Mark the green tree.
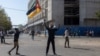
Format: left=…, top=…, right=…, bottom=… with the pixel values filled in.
left=0, top=6, right=12, bottom=30
left=96, top=10, right=100, bottom=19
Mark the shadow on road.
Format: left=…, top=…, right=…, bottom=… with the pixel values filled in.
left=8, top=54, right=27, bottom=56
left=47, top=54, right=62, bottom=56
left=18, top=55, right=26, bottom=56
left=4, top=43, right=13, bottom=45
left=72, top=47, right=91, bottom=51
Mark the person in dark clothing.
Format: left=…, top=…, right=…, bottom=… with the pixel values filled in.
left=0, top=30, right=5, bottom=44
left=8, top=28, right=20, bottom=55
left=31, top=29, right=35, bottom=40
left=44, top=20, right=58, bottom=56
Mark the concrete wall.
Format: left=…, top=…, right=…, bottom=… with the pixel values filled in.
left=84, top=19, right=100, bottom=27
left=47, top=0, right=52, bottom=21
left=52, top=0, right=64, bottom=27
left=80, top=0, right=100, bottom=25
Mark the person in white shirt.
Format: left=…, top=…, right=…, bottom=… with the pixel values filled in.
left=0, top=30, right=5, bottom=44
left=64, top=28, right=70, bottom=48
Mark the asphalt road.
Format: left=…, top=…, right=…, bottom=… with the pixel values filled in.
left=0, top=34, right=100, bottom=56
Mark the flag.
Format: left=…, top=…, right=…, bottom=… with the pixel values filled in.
left=27, top=0, right=41, bottom=19
left=36, top=0, right=41, bottom=13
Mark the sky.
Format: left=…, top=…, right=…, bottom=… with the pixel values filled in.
left=0, top=0, right=29, bottom=25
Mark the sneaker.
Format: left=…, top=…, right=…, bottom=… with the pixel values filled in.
left=64, top=46, right=67, bottom=48
left=54, top=54, right=58, bottom=56
left=54, top=53, right=57, bottom=55
left=16, top=53, right=20, bottom=55
left=8, top=51, right=11, bottom=55
left=68, top=46, right=71, bottom=48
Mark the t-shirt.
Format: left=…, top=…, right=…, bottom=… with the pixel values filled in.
left=0, top=31, right=4, bottom=36
left=64, top=30, right=69, bottom=37
left=14, top=30, right=20, bottom=41
left=45, top=24, right=58, bottom=39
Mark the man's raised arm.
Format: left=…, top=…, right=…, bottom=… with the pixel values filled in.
left=44, top=19, right=49, bottom=30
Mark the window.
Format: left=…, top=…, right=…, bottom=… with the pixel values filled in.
left=64, top=16, right=79, bottom=25
left=64, top=7, right=79, bottom=15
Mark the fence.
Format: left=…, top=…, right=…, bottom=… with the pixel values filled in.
left=56, top=26, right=100, bottom=37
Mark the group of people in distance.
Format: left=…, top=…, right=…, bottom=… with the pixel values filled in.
left=6, top=20, right=70, bottom=56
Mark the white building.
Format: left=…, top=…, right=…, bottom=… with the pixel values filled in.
left=26, top=0, right=100, bottom=31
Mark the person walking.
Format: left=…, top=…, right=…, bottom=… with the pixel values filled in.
left=64, top=28, right=70, bottom=48
left=31, top=29, right=35, bottom=40
left=0, top=30, right=5, bottom=44
left=8, top=28, right=20, bottom=55
left=44, top=20, right=58, bottom=56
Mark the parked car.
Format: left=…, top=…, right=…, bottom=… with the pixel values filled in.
left=7, top=30, right=15, bottom=36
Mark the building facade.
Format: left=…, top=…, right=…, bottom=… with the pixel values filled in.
left=80, top=0, right=100, bottom=26
left=26, top=0, right=100, bottom=31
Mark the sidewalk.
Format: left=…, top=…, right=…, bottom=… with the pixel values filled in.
left=0, top=34, right=100, bottom=56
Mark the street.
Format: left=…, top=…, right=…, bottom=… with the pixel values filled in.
left=0, top=34, right=100, bottom=56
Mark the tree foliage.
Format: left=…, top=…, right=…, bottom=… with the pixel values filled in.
left=96, top=10, right=100, bottom=19
left=0, top=6, right=12, bottom=30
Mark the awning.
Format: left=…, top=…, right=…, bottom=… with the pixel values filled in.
left=27, top=19, right=44, bottom=27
